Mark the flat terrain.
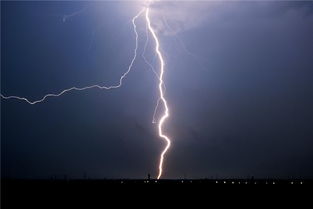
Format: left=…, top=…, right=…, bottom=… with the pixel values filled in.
left=2, top=178, right=310, bottom=207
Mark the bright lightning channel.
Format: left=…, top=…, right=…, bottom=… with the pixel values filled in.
left=145, top=8, right=171, bottom=179
left=1, top=5, right=172, bottom=180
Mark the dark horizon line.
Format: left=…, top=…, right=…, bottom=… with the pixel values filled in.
left=2, top=177, right=312, bottom=181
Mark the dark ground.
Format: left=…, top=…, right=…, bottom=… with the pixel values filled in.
left=1, top=178, right=310, bottom=207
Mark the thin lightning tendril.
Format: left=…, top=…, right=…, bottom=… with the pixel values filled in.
left=142, top=21, right=160, bottom=80
left=1, top=5, right=171, bottom=179
left=152, top=98, right=161, bottom=124
left=0, top=9, right=144, bottom=105
left=141, top=20, right=161, bottom=124
left=142, top=19, right=162, bottom=125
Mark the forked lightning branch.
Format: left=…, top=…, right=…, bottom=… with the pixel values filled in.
left=1, top=2, right=172, bottom=179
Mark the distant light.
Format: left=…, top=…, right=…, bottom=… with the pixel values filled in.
left=190, top=180, right=192, bottom=183
left=155, top=181, right=158, bottom=183
left=238, top=182, right=241, bottom=184
left=216, top=181, right=219, bottom=184
left=291, top=182, right=294, bottom=185
left=223, top=181, right=226, bottom=184
left=300, top=182, right=303, bottom=185
left=181, top=180, right=184, bottom=183
left=254, top=182, right=257, bottom=185
left=232, top=182, right=235, bottom=184
left=121, top=181, right=123, bottom=184
left=245, top=182, right=248, bottom=184
left=273, top=182, right=275, bottom=185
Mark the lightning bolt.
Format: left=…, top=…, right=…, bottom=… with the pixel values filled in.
left=145, top=8, right=171, bottom=179
left=1, top=4, right=172, bottom=179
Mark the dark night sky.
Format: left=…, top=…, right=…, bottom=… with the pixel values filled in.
left=1, top=1, right=313, bottom=179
